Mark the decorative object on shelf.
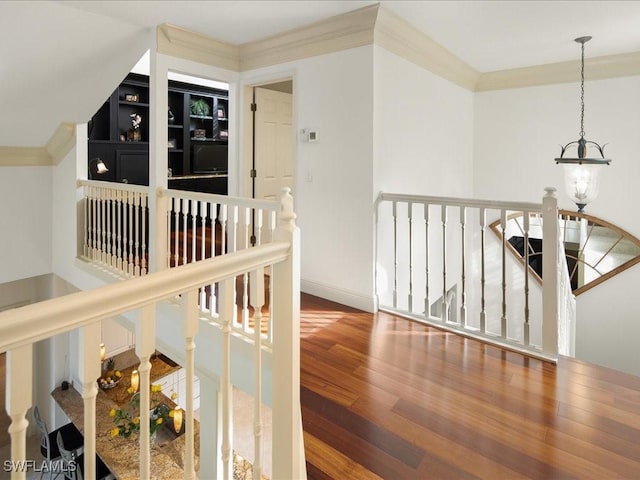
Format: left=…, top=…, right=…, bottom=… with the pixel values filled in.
left=168, top=106, right=175, bottom=124
left=217, top=106, right=226, bottom=118
left=193, top=128, right=206, bottom=140
left=98, top=357, right=122, bottom=390
left=190, top=98, right=211, bottom=117
left=219, top=129, right=228, bottom=139
left=125, top=93, right=139, bottom=102
left=109, top=384, right=170, bottom=439
left=555, top=36, right=611, bottom=213
left=127, top=113, right=142, bottom=141
left=168, top=138, right=177, bottom=149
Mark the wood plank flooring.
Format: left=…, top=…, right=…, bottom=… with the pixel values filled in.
left=299, top=293, right=640, bottom=479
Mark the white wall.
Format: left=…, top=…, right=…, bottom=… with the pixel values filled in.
left=474, top=75, right=640, bottom=373
left=373, top=46, right=474, bottom=198
left=373, top=46, right=475, bottom=313
left=240, top=46, right=376, bottom=311
left=474, top=75, right=640, bottom=236
left=0, top=167, right=53, bottom=283
left=576, top=264, right=640, bottom=376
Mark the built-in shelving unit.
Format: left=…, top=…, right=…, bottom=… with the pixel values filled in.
left=88, top=73, right=228, bottom=194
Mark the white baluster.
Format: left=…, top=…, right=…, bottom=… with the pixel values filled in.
left=424, top=203, right=430, bottom=318
left=219, top=203, right=228, bottom=258
left=209, top=203, right=218, bottom=314
left=500, top=209, right=508, bottom=338
left=182, top=199, right=188, bottom=267
left=242, top=207, right=251, bottom=330
left=136, top=304, right=155, bottom=480
left=92, top=186, right=98, bottom=260
left=141, top=193, right=147, bottom=275
left=407, top=202, right=413, bottom=313
left=392, top=200, right=398, bottom=309
left=460, top=206, right=467, bottom=327
left=479, top=207, right=487, bottom=333
left=250, top=267, right=265, bottom=480
left=5, top=343, right=32, bottom=480
left=84, top=185, right=91, bottom=258
left=181, top=289, right=199, bottom=480
left=218, top=277, right=234, bottom=480
left=166, top=198, right=172, bottom=269
left=79, top=322, right=101, bottom=480
left=100, top=187, right=107, bottom=264
left=116, top=190, right=123, bottom=272
left=542, top=187, right=559, bottom=358
left=523, top=211, right=531, bottom=346
left=134, top=192, right=141, bottom=276
left=191, top=199, right=197, bottom=264
left=200, top=201, right=207, bottom=308
left=109, top=189, right=118, bottom=268
left=173, top=197, right=179, bottom=268
left=441, top=204, right=448, bottom=323
left=105, top=188, right=112, bottom=266
left=128, top=192, right=134, bottom=275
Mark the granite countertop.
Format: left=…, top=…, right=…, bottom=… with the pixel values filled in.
left=51, top=356, right=198, bottom=480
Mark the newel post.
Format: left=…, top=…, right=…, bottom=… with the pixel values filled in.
left=271, top=188, right=306, bottom=480
left=542, top=187, right=559, bottom=359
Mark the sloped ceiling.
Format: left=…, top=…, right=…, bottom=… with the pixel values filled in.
left=2, top=0, right=640, bottom=149
left=0, top=1, right=151, bottom=147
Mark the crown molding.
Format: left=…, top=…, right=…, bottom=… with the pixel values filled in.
left=46, top=122, right=75, bottom=165
left=374, top=7, right=479, bottom=91
left=238, top=4, right=378, bottom=71
left=475, top=51, right=640, bottom=92
left=157, top=23, right=240, bottom=71
left=0, top=147, right=51, bottom=166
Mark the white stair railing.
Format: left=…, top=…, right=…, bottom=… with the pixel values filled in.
left=162, top=189, right=279, bottom=346
left=1, top=188, right=305, bottom=480
left=78, top=180, right=150, bottom=276
left=376, top=188, right=561, bottom=361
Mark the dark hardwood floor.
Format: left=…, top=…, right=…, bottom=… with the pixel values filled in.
left=299, top=293, right=640, bottom=479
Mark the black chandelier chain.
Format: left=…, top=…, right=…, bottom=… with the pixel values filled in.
left=579, top=39, right=585, bottom=139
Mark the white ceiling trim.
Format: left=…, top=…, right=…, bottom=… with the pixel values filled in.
left=46, top=123, right=76, bottom=165
left=239, top=4, right=377, bottom=71
left=157, top=23, right=241, bottom=72
left=374, top=7, right=479, bottom=91
left=0, top=147, right=51, bottom=167
left=476, top=50, right=640, bottom=92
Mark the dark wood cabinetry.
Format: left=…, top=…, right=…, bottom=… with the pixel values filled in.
left=88, top=73, right=228, bottom=193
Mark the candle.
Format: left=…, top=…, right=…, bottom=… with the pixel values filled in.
left=173, top=406, right=183, bottom=434
left=130, top=369, right=139, bottom=392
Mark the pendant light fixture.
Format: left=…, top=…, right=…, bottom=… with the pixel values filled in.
left=555, top=36, right=611, bottom=213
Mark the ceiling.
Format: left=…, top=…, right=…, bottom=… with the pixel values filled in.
left=62, top=0, right=640, bottom=72
left=2, top=1, right=640, bottom=147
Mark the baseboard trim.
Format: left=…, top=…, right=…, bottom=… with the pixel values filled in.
left=300, top=279, right=375, bottom=313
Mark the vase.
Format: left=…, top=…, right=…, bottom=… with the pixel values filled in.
left=127, top=129, right=141, bottom=142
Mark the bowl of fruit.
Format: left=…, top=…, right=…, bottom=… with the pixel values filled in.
left=98, top=358, right=123, bottom=390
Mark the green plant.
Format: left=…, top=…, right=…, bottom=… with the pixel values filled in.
left=110, top=384, right=170, bottom=438
left=190, top=98, right=211, bottom=117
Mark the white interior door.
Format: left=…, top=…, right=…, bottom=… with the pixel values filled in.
left=254, top=87, right=293, bottom=200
